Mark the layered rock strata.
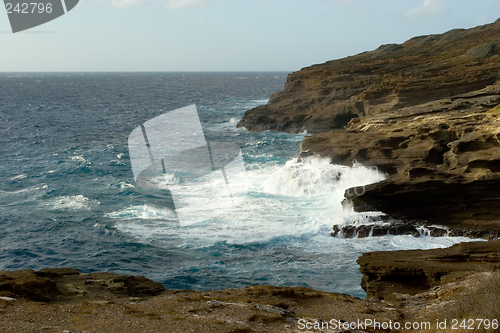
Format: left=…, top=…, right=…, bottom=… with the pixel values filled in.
left=332, top=221, right=500, bottom=240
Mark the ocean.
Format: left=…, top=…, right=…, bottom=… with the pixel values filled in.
left=0, top=72, right=472, bottom=298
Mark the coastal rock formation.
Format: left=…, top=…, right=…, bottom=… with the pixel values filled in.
left=238, top=19, right=500, bottom=233
left=394, top=271, right=500, bottom=326
left=307, top=87, right=500, bottom=232
left=332, top=220, right=500, bottom=239
left=357, top=240, right=500, bottom=300
left=301, top=86, right=500, bottom=175
left=330, top=213, right=424, bottom=238
left=332, top=221, right=421, bottom=238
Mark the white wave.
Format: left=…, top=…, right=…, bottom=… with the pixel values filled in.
left=105, top=205, right=177, bottom=220
left=119, top=181, right=135, bottom=189
left=261, top=157, right=385, bottom=198
left=0, top=184, right=49, bottom=206
left=0, top=185, right=46, bottom=195
left=108, top=156, right=474, bottom=256
left=298, top=130, right=311, bottom=136
left=71, top=156, right=86, bottom=163
left=109, top=157, right=385, bottom=245
left=43, top=195, right=99, bottom=210
left=10, top=174, right=27, bottom=181
left=341, top=211, right=388, bottom=226
left=251, top=98, right=269, bottom=104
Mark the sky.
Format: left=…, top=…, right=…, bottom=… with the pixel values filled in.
left=1, top=0, right=500, bottom=71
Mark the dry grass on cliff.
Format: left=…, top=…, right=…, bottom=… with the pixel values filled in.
left=418, top=272, right=500, bottom=333
left=487, top=104, right=500, bottom=117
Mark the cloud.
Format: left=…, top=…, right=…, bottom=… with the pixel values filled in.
left=110, top=0, right=147, bottom=7
left=163, top=0, right=210, bottom=10
left=404, top=0, right=448, bottom=21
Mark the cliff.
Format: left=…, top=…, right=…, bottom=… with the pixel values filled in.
left=238, top=19, right=500, bottom=234
left=238, top=20, right=500, bottom=135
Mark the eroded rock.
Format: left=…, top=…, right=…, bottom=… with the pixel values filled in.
left=331, top=222, right=421, bottom=238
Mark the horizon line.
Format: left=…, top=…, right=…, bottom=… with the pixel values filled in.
left=0, top=70, right=293, bottom=73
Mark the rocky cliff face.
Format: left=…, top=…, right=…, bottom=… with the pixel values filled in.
left=238, top=20, right=500, bottom=134
left=238, top=19, right=500, bottom=234
left=0, top=268, right=165, bottom=302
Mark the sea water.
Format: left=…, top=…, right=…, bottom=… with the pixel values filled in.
left=0, top=72, right=473, bottom=298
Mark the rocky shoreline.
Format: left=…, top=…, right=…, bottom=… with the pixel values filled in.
left=239, top=19, right=500, bottom=240
left=4, top=20, right=500, bottom=333
left=1, top=243, right=499, bottom=333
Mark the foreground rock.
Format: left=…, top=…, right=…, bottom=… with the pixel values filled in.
left=0, top=269, right=401, bottom=333
left=1, top=263, right=499, bottom=332
left=358, top=240, right=500, bottom=300
left=394, top=271, right=500, bottom=327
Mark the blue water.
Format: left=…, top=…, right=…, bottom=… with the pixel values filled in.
left=0, top=72, right=473, bottom=298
